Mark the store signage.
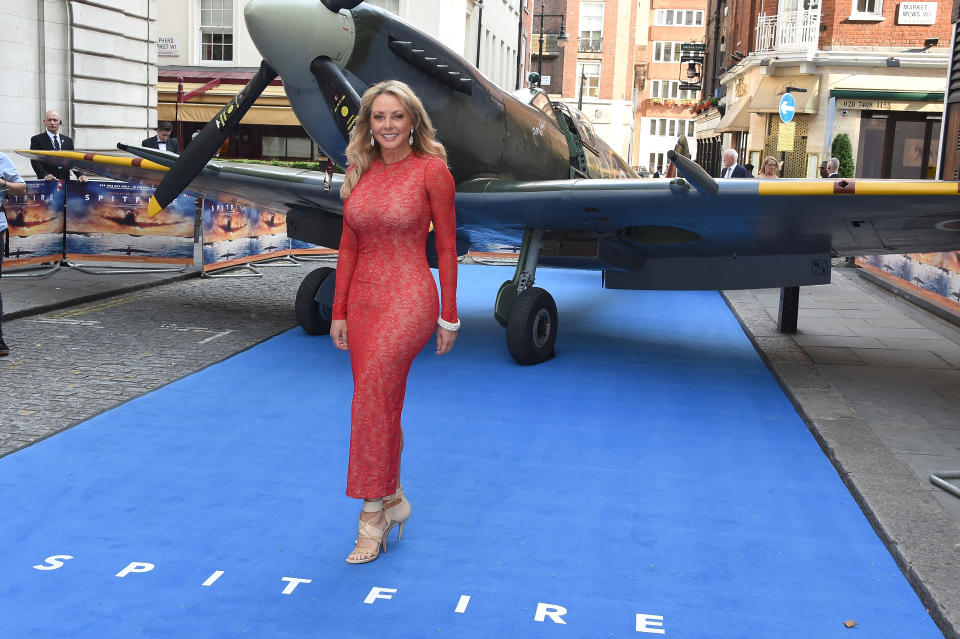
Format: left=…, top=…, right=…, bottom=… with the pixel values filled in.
left=680, top=42, right=706, bottom=52
left=540, top=75, right=551, bottom=86
left=679, top=82, right=702, bottom=91
left=837, top=98, right=893, bottom=110
left=157, top=35, right=179, bottom=56
left=897, top=2, right=936, bottom=24
left=680, top=55, right=704, bottom=63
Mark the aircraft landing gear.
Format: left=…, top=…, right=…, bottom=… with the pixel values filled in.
left=494, top=229, right=558, bottom=365
left=295, top=267, right=337, bottom=335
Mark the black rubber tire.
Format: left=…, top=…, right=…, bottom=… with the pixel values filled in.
left=295, top=267, right=336, bottom=335
left=506, top=287, right=558, bottom=365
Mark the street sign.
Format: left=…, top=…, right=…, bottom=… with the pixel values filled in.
left=779, top=92, right=796, bottom=123
left=777, top=120, right=796, bottom=151
left=680, top=55, right=704, bottom=63
left=678, top=82, right=702, bottom=91
left=680, top=42, right=706, bottom=52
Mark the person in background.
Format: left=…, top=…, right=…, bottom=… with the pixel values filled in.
left=0, top=152, right=28, bottom=356
left=758, top=156, right=780, bottom=179
left=720, top=149, right=747, bottom=178
left=29, top=110, right=87, bottom=182
left=744, top=163, right=755, bottom=178
left=826, top=157, right=840, bottom=178
left=142, top=121, right=181, bottom=154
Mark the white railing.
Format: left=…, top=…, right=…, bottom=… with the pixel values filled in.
left=755, top=9, right=820, bottom=54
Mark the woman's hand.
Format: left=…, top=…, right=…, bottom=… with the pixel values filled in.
left=436, top=326, right=458, bottom=355
left=330, top=319, right=349, bottom=351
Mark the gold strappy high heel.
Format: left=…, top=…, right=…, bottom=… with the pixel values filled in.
left=383, top=486, right=411, bottom=543
left=346, top=509, right=388, bottom=564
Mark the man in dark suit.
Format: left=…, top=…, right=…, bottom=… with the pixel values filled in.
left=142, top=122, right=180, bottom=154
left=720, top=148, right=748, bottom=178
left=826, top=157, right=840, bottom=178
left=29, top=110, right=87, bottom=182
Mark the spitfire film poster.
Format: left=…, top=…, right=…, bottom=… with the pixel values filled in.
left=4, top=180, right=65, bottom=267
left=860, top=253, right=960, bottom=308
left=201, top=198, right=289, bottom=271
left=65, top=182, right=195, bottom=263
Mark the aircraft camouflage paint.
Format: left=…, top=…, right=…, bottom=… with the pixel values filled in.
left=20, top=0, right=960, bottom=365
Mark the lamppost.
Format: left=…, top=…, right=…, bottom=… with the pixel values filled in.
left=535, top=1, right=568, bottom=87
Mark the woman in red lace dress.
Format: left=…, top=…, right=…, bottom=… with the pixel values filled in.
left=330, top=80, right=459, bottom=564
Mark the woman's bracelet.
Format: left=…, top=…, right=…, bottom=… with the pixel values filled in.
left=438, top=317, right=461, bottom=332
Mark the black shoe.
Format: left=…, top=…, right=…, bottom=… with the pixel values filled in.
left=0, top=338, right=8, bottom=357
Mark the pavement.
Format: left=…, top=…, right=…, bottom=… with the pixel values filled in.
left=2, top=256, right=959, bottom=637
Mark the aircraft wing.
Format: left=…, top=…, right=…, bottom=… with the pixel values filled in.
left=454, top=176, right=960, bottom=260
left=19, top=148, right=960, bottom=272
left=18, top=148, right=344, bottom=217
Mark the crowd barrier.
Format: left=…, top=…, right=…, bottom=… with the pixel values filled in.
left=3, top=180, right=333, bottom=277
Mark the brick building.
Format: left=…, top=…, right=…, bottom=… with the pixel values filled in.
left=635, top=0, right=710, bottom=173
left=695, top=0, right=951, bottom=177
left=531, top=0, right=640, bottom=161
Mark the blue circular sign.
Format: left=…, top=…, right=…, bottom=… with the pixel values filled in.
left=779, top=93, right=796, bottom=124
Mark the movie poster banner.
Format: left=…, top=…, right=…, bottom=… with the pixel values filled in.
left=4, top=180, right=65, bottom=268
left=290, top=236, right=337, bottom=257
left=65, top=181, right=195, bottom=263
left=858, top=252, right=960, bottom=309
left=201, top=198, right=290, bottom=271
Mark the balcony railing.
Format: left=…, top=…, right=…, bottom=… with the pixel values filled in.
left=579, top=37, right=602, bottom=53
left=755, top=9, right=820, bottom=54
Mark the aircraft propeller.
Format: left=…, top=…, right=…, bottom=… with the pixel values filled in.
left=147, top=61, right=278, bottom=217
left=320, top=0, right=363, bottom=10
left=147, top=0, right=366, bottom=217
left=310, top=56, right=362, bottom=148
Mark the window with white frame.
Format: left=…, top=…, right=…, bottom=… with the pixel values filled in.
left=579, top=2, right=604, bottom=53
left=200, top=0, right=233, bottom=62
left=652, top=41, right=684, bottom=63
left=648, top=117, right=695, bottom=137
left=649, top=80, right=697, bottom=100
left=654, top=9, right=704, bottom=26
left=850, top=0, right=882, bottom=18
left=577, top=62, right=601, bottom=98
left=366, top=0, right=400, bottom=13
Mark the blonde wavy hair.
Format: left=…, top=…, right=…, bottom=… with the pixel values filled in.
left=340, top=80, right=447, bottom=200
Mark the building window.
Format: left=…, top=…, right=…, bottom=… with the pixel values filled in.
left=649, top=80, right=696, bottom=100
left=652, top=41, right=684, bottom=63
left=654, top=10, right=704, bottom=26
left=367, top=0, right=400, bottom=13
left=200, top=0, right=233, bottom=62
left=850, top=0, right=882, bottom=18
left=647, top=117, right=695, bottom=137
left=579, top=2, right=604, bottom=53
left=577, top=62, right=601, bottom=99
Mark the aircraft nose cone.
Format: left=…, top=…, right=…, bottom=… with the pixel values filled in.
left=245, top=0, right=355, bottom=89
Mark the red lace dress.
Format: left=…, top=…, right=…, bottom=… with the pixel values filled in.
left=332, top=152, right=458, bottom=498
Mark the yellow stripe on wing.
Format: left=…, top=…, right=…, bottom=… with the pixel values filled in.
left=757, top=180, right=960, bottom=196
left=21, top=150, right=170, bottom=173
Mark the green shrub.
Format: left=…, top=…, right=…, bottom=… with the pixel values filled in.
left=831, top=133, right=855, bottom=178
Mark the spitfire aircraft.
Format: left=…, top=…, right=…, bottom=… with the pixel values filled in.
left=21, top=0, right=960, bottom=365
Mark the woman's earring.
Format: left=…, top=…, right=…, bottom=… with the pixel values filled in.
left=370, top=130, right=375, bottom=147
left=409, top=129, right=414, bottom=145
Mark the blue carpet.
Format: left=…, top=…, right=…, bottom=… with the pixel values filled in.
left=0, top=266, right=941, bottom=638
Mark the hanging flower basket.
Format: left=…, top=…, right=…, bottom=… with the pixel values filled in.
left=689, top=97, right=719, bottom=114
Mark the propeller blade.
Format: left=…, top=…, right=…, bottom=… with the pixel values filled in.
left=310, top=56, right=362, bottom=148
left=147, top=61, right=277, bottom=217
left=321, top=0, right=364, bottom=11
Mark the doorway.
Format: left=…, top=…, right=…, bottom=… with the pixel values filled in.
left=856, top=111, right=941, bottom=179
